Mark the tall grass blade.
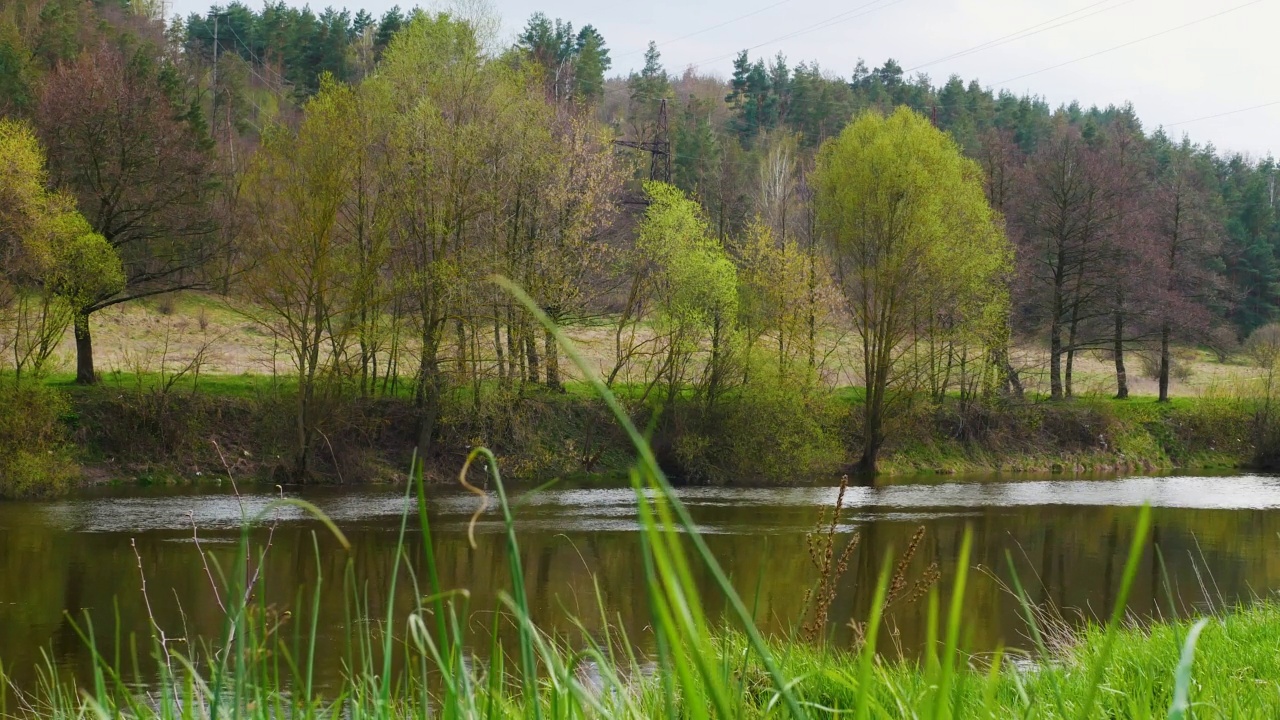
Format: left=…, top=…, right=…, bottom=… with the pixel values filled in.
left=496, top=274, right=809, bottom=719
left=1166, top=617, right=1209, bottom=720
left=1074, top=503, right=1152, bottom=720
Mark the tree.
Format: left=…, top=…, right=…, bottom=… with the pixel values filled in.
left=633, top=182, right=738, bottom=410
left=814, top=108, right=1010, bottom=474
left=0, top=18, right=34, bottom=114
left=242, top=77, right=358, bottom=480
left=515, top=12, right=574, bottom=102
left=572, top=24, right=609, bottom=104
left=376, top=12, right=527, bottom=459
left=1151, top=146, right=1223, bottom=402
left=1014, top=123, right=1116, bottom=399
left=0, top=118, right=123, bottom=382
left=522, top=114, right=626, bottom=390
left=37, top=40, right=215, bottom=383
left=1095, top=112, right=1156, bottom=400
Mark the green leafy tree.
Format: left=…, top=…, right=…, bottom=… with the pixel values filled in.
left=815, top=108, right=1010, bottom=474
left=0, top=18, right=34, bottom=113
left=634, top=181, right=739, bottom=410
left=242, top=77, right=359, bottom=480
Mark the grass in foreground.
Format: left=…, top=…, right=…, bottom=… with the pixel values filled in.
left=0, top=280, right=1271, bottom=718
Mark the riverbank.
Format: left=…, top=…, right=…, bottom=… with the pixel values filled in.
left=0, top=371, right=1264, bottom=497
left=732, top=600, right=1280, bottom=717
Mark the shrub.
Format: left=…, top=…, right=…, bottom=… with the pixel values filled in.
left=666, top=362, right=844, bottom=484
left=1138, top=349, right=1196, bottom=382
left=0, top=382, right=77, bottom=497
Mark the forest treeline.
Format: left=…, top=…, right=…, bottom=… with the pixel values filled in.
left=2, top=0, right=1280, bottom=486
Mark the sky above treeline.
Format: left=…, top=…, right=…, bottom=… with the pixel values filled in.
left=167, top=0, right=1280, bottom=159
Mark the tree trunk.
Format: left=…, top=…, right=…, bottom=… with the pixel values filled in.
left=857, top=373, right=885, bottom=478
left=1065, top=312, right=1080, bottom=399
left=294, top=389, right=310, bottom=481
left=74, top=310, right=96, bottom=385
left=1113, top=311, right=1128, bottom=399
left=525, top=328, right=540, bottom=385
left=807, top=246, right=817, bottom=371
left=1158, top=320, right=1171, bottom=402
left=416, top=335, right=441, bottom=461
left=1005, top=358, right=1025, bottom=399
left=707, top=313, right=724, bottom=411
left=455, top=319, right=467, bottom=385
left=544, top=327, right=561, bottom=391
left=494, top=314, right=506, bottom=386
left=506, top=306, right=520, bottom=384
left=856, top=427, right=882, bottom=479
left=1049, top=318, right=1063, bottom=400
left=1065, top=348, right=1075, bottom=399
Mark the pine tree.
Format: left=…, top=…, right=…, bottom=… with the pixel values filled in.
left=572, top=25, right=610, bottom=104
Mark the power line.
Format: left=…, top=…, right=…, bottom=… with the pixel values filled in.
left=1167, top=99, right=1280, bottom=127
left=905, top=0, right=1137, bottom=73
left=992, top=0, right=1268, bottom=87
left=687, top=0, right=906, bottom=70
left=614, top=0, right=793, bottom=59
left=221, top=21, right=290, bottom=90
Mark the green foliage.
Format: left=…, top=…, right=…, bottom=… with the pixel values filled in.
left=0, top=18, right=32, bottom=113
left=513, top=12, right=612, bottom=103
left=639, top=182, right=739, bottom=340
left=815, top=107, right=1011, bottom=471
left=572, top=24, right=610, bottom=103
left=0, top=118, right=124, bottom=379
left=672, top=357, right=842, bottom=484
left=41, top=200, right=125, bottom=310
left=0, top=382, right=76, bottom=498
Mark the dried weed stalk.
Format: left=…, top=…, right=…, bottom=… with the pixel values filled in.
left=801, top=475, right=859, bottom=642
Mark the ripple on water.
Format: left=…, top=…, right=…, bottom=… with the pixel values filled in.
left=29, top=474, right=1280, bottom=534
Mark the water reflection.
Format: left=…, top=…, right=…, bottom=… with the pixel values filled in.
left=2, top=473, right=1278, bottom=689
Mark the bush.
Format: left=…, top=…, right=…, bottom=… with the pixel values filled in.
left=0, top=383, right=77, bottom=497
left=665, top=363, right=844, bottom=485
left=1137, top=349, right=1196, bottom=382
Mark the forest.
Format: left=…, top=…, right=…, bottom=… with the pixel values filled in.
left=2, top=0, right=1280, bottom=490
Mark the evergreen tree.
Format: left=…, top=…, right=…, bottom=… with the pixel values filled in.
left=572, top=25, right=609, bottom=104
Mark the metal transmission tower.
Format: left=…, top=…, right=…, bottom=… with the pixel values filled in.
left=615, top=97, right=672, bottom=185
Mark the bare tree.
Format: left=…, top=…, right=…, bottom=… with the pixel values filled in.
left=37, top=40, right=216, bottom=383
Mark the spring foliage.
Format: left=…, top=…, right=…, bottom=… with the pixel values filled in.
left=815, top=108, right=1011, bottom=472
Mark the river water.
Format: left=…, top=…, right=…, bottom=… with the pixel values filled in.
left=2, top=472, right=1279, bottom=689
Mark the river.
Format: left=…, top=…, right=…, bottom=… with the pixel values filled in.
left=2, top=472, right=1278, bottom=689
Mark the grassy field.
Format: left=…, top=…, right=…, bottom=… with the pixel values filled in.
left=36, top=292, right=1263, bottom=400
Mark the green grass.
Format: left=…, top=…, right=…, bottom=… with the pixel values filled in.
left=46, top=370, right=278, bottom=399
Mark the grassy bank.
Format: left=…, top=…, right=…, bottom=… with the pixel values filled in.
left=723, top=600, right=1280, bottom=718
left=0, top=367, right=1266, bottom=497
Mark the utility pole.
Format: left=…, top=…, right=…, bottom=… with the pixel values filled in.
left=615, top=97, right=672, bottom=189
left=212, top=13, right=219, bottom=127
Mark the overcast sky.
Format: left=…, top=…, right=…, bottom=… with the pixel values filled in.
left=171, top=0, right=1280, bottom=158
